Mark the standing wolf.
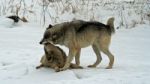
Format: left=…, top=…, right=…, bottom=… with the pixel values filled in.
left=40, top=17, right=115, bottom=71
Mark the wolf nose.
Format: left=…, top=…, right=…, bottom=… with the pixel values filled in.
left=39, top=39, right=44, bottom=44
left=39, top=40, right=43, bottom=44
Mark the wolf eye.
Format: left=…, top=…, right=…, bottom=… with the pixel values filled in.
left=44, top=34, right=49, bottom=39
left=52, top=34, right=57, bottom=39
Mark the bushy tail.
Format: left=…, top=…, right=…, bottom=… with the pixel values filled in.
left=107, top=17, right=115, bottom=35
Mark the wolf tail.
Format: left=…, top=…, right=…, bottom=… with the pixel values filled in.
left=107, top=17, right=115, bottom=35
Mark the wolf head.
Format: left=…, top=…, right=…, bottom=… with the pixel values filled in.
left=40, top=24, right=64, bottom=45
left=44, top=43, right=54, bottom=61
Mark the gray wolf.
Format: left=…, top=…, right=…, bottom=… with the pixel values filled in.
left=36, top=43, right=82, bottom=72
left=40, top=17, right=115, bottom=71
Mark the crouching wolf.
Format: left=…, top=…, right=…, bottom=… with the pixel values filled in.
left=36, top=43, right=82, bottom=72
left=40, top=17, right=115, bottom=71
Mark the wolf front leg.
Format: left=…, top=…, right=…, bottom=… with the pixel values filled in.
left=59, top=27, right=78, bottom=71
left=36, top=64, right=44, bottom=69
left=59, top=47, right=78, bottom=71
left=75, top=48, right=81, bottom=66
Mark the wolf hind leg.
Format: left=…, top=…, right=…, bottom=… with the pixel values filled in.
left=88, top=44, right=102, bottom=68
left=101, top=48, right=114, bottom=69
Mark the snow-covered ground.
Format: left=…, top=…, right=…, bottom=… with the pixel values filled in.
left=0, top=0, right=149, bottom=83
left=0, top=19, right=150, bottom=84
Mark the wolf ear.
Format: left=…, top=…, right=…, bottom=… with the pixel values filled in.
left=46, top=24, right=53, bottom=30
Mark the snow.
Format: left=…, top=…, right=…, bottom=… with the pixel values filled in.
left=0, top=17, right=16, bottom=28
left=0, top=0, right=150, bottom=83
left=0, top=18, right=150, bottom=84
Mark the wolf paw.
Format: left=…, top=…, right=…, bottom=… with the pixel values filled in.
left=78, top=66, right=83, bottom=69
left=55, top=67, right=67, bottom=72
left=105, top=66, right=112, bottom=69
left=87, top=65, right=96, bottom=68
left=55, top=68, right=61, bottom=72
left=36, top=66, right=42, bottom=69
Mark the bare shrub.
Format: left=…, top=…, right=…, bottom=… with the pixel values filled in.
left=0, top=0, right=149, bottom=27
